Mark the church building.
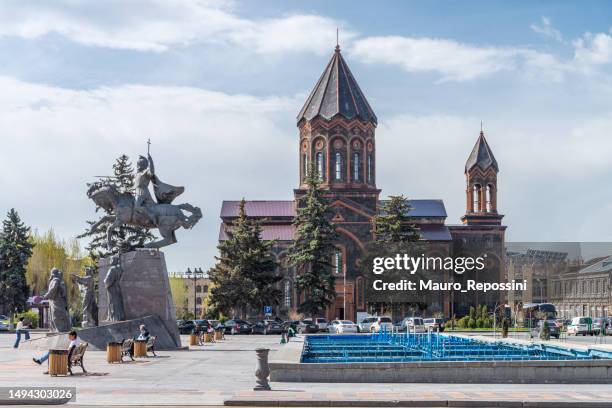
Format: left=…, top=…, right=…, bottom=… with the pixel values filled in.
left=218, top=46, right=507, bottom=321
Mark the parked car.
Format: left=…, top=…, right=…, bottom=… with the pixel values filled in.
left=423, top=318, right=445, bottom=332
left=531, top=320, right=560, bottom=339
left=567, top=317, right=594, bottom=336
left=296, top=319, right=319, bottom=334
left=370, top=316, right=394, bottom=333
left=314, top=317, right=328, bottom=332
left=252, top=320, right=284, bottom=335
left=358, top=317, right=377, bottom=333
left=0, top=315, right=10, bottom=331
left=400, top=317, right=426, bottom=333
left=177, top=319, right=196, bottom=334
left=327, top=320, right=358, bottom=334
left=592, top=317, right=608, bottom=335
left=223, top=319, right=253, bottom=335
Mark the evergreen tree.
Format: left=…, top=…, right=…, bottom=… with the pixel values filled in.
left=81, top=154, right=153, bottom=259
left=373, top=195, right=420, bottom=243
left=287, top=167, right=338, bottom=317
left=0, top=209, right=34, bottom=316
left=208, top=199, right=280, bottom=318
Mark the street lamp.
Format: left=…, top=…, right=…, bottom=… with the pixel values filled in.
left=185, top=267, right=204, bottom=318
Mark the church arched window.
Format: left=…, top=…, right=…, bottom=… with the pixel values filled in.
left=303, top=154, right=308, bottom=179
left=353, top=152, right=360, bottom=181
left=472, top=184, right=481, bottom=212
left=316, top=152, right=324, bottom=181
left=367, top=154, right=373, bottom=183
left=335, top=152, right=343, bottom=180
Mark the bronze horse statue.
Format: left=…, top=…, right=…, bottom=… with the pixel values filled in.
left=83, top=182, right=201, bottom=249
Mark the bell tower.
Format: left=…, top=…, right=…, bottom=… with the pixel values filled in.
left=295, top=45, right=379, bottom=209
left=461, top=129, right=503, bottom=225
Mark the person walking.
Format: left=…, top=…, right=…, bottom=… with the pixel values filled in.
left=14, top=317, right=31, bottom=348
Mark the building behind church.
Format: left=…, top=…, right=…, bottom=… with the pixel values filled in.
left=218, top=45, right=507, bottom=321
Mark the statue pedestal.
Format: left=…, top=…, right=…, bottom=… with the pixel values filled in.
left=98, top=249, right=180, bottom=347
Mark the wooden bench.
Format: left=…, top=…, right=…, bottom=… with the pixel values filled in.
left=146, top=336, right=157, bottom=357
left=121, top=339, right=135, bottom=362
left=68, top=342, right=88, bottom=375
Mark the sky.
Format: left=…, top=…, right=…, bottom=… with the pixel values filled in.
left=1, top=0, right=612, bottom=272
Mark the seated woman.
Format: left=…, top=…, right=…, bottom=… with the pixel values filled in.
left=135, top=324, right=150, bottom=341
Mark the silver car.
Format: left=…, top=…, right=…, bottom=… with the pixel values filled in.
left=358, top=317, right=377, bottom=333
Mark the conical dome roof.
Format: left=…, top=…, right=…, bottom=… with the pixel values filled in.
left=465, top=131, right=499, bottom=172
left=297, top=46, right=377, bottom=125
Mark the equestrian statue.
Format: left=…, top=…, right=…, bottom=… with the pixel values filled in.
left=82, top=142, right=201, bottom=249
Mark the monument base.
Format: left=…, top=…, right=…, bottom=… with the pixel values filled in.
left=22, top=315, right=181, bottom=351
left=98, top=249, right=181, bottom=347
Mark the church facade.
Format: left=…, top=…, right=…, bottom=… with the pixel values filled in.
left=218, top=46, right=507, bottom=321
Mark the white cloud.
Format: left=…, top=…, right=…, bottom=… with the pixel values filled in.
left=573, top=31, right=612, bottom=67
left=350, top=36, right=559, bottom=82
left=0, top=76, right=300, bottom=271
left=531, top=17, right=563, bottom=42
left=0, top=0, right=351, bottom=54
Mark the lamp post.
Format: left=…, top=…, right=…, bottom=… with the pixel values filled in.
left=185, top=267, right=203, bottom=318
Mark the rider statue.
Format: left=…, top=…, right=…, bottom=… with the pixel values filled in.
left=134, top=154, right=157, bottom=224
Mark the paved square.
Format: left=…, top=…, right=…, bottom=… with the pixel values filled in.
left=1, top=332, right=611, bottom=407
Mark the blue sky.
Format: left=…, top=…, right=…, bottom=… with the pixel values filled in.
left=1, top=1, right=612, bottom=272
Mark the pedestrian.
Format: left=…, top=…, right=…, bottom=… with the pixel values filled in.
left=14, top=317, right=31, bottom=348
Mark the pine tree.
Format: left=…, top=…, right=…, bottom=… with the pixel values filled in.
left=0, top=209, right=34, bottom=316
left=81, top=154, right=153, bottom=259
left=208, top=199, right=281, bottom=318
left=287, top=167, right=338, bottom=317
left=373, top=195, right=420, bottom=243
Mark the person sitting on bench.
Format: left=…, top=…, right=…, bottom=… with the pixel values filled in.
left=135, top=324, right=150, bottom=341
left=33, top=331, right=78, bottom=373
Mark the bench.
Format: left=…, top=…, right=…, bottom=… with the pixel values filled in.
left=146, top=336, right=157, bottom=357
left=121, top=339, right=135, bottom=361
left=68, top=342, right=88, bottom=375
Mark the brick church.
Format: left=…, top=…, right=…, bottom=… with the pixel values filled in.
left=218, top=46, right=507, bottom=321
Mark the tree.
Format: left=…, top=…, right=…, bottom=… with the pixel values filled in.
left=0, top=209, right=34, bottom=316
left=169, top=275, right=188, bottom=319
left=208, top=199, right=281, bottom=318
left=287, top=168, right=338, bottom=317
left=26, top=229, right=90, bottom=321
left=373, top=195, right=420, bottom=243
left=81, top=154, right=153, bottom=259
left=364, top=195, right=422, bottom=316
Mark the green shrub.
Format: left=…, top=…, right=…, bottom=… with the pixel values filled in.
left=457, top=316, right=470, bottom=328
left=468, top=318, right=477, bottom=329
left=469, top=306, right=476, bottom=320
left=16, top=311, right=39, bottom=329
left=476, top=317, right=484, bottom=328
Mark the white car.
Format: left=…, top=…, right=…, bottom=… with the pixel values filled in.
left=358, top=317, right=377, bottom=333
left=370, top=316, right=394, bottom=333
left=401, top=317, right=426, bottom=333
left=328, top=320, right=358, bottom=334
left=567, top=317, right=594, bottom=336
left=314, top=317, right=328, bottom=332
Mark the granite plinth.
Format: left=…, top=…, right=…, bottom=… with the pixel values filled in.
left=98, top=249, right=180, bottom=347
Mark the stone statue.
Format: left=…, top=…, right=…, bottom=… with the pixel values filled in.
left=71, top=267, right=98, bottom=328
left=104, top=255, right=125, bottom=322
left=82, top=142, right=202, bottom=249
left=44, top=268, right=71, bottom=332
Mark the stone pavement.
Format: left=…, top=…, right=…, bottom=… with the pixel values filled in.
left=0, top=333, right=611, bottom=407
